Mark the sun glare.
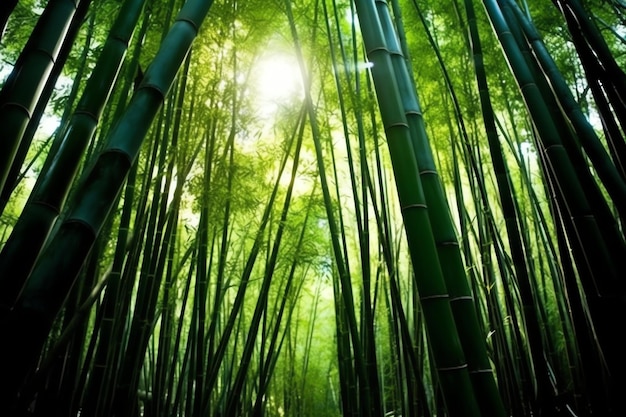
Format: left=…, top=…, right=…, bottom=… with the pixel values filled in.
left=254, top=52, right=303, bottom=111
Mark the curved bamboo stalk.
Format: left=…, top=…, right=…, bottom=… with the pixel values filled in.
left=398, top=2, right=513, bottom=416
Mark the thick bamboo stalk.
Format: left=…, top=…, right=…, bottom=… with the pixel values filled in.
left=0, top=1, right=215, bottom=411
left=353, top=1, right=483, bottom=415
left=0, top=0, right=84, bottom=194
left=0, top=0, right=147, bottom=314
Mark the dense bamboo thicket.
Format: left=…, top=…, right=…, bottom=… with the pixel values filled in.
left=0, top=0, right=625, bottom=416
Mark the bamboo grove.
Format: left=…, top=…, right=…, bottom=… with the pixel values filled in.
left=0, top=0, right=625, bottom=416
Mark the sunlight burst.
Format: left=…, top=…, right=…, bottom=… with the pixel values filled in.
left=254, top=52, right=303, bottom=110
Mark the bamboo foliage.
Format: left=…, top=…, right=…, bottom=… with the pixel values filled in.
left=2, top=0, right=626, bottom=416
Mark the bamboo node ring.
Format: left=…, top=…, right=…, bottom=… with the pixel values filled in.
left=437, top=364, right=468, bottom=372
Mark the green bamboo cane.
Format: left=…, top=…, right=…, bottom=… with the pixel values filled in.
left=555, top=0, right=626, bottom=182
left=383, top=281, right=408, bottom=416
left=152, top=91, right=202, bottom=417
left=385, top=257, right=435, bottom=417
left=483, top=0, right=623, bottom=274
left=20, top=265, right=113, bottom=414
left=495, top=93, right=564, bottom=411
left=577, top=36, right=626, bottom=180
left=196, top=39, right=245, bottom=415
left=168, top=256, right=197, bottom=417
left=298, top=281, right=323, bottom=416
left=144, top=79, right=202, bottom=417
left=450, top=127, right=524, bottom=411
left=353, top=11, right=432, bottom=413
left=222, top=104, right=305, bottom=417
left=113, top=57, right=193, bottom=414
left=141, top=51, right=189, bottom=416
left=352, top=1, right=484, bottom=415
left=218, top=293, right=247, bottom=415
left=80, top=163, right=141, bottom=417
left=327, top=2, right=387, bottom=411
left=327, top=136, right=376, bottom=415
left=0, top=0, right=215, bottom=408
left=481, top=210, right=535, bottom=412
left=323, top=24, right=372, bottom=404
left=284, top=2, right=375, bottom=415
left=0, top=1, right=92, bottom=214
left=498, top=93, right=610, bottom=415
left=498, top=2, right=626, bottom=411
left=44, top=238, right=110, bottom=416
left=330, top=266, right=359, bottom=417
left=201, top=121, right=231, bottom=415
left=251, top=190, right=317, bottom=417
left=197, top=133, right=233, bottom=414
left=454, top=60, right=539, bottom=409
left=61, top=234, right=113, bottom=416
left=542, top=133, right=619, bottom=410
left=190, top=106, right=217, bottom=417
left=482, top=0, right=626, bottom=381
left=459, top=0, right=570, bottom=412
left=463, top=0, right=537, bottom=305
left=324, top=103, right=382, bottom=415
left=323, top=111, right=367, bottom=408
left=10, top=248, right=100, bottom=416
left=499, top=0, right=626, bottom=270
left=199, top=113, right=305, bottom=415
left=420, top=6, right=532, bottom=415
left=162, top=243, right=197, bottom=417
left=549, top=190, right=611, bottom=415
left=525, top=195, right=582, bottom=406
left=377, top=1, right=509, bottom=416
left=89, top=110, right=164, bottom=417
left=504, top=0, right=626, bottom=217
left=0, top=0, right=86, bottom=195
left=148, top=214, right=181, bottom=417
left=0, top=0, right=147, bottom=314
left=554, top=0, right=626, bottom=108
left=199, top=37, right=246, bottom=376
